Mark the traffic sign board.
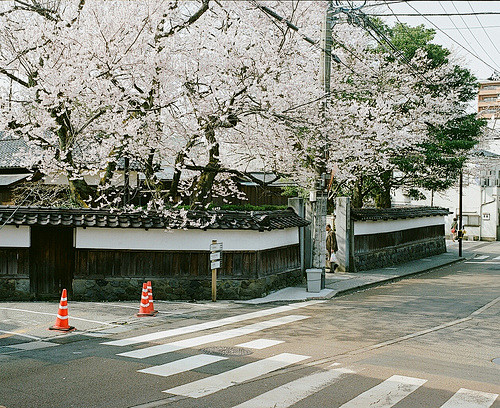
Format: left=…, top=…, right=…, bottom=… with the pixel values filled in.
left=210, top=252, right=221, bottom=261
left=211, top=260, right=221, bottom=269
left=210, top=243, right=223, bottom=252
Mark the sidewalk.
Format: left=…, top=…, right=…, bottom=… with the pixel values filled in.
left=239, top=240, right=484, bottom=304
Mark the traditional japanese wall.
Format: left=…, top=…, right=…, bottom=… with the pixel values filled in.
left=72, top=244, right=302, bottom=301
left=0, top=207, right=307, bottom=301
left=336, top=198, right=449, bottom=272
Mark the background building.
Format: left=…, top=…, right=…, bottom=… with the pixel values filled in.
left=478, top=79, right=500, bottom=119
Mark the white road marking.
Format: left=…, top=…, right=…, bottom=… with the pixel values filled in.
left=464, top=261, right=500, bottom=264
left=440, top=388, right=498, bottom=408
left=231, top=366, right=355, bottom=408
left=118, top=315, right=309, bottom=359
left=0, top=330, right=42, bottom=340
left=164, top=353, right=310, bottom=398
left=0, top=307, right=116, bottom=325
left=473, top=255, right=489, bottom=260
left=138, top=354, right=227, bottom=377
left=493, top=256, right=500, bottom=260
left=236, top=339, right=284, bottom=349
left=8, top=341, right=59, bottom=351
left=338, top=375, right=427, bottom=407
left=103, top=300, right=322, bottom=347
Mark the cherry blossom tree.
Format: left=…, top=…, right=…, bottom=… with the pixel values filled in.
left=0, top=0, right=325, bottom=209
left=0, top=1, right=478, bottom=212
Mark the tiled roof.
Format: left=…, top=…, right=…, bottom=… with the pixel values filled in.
left=351, top=206, right=450, bottom=221
left=0, top=206, right=309, bottom=231
left=0, top=136, right=31, bottom=169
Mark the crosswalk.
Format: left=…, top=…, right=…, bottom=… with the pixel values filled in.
left=465, top=255, right=500, bottom=264
left=102, top=302, right=499, bottom=407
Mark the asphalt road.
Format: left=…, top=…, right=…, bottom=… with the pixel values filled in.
left=0, top=242, right=499, bottom=408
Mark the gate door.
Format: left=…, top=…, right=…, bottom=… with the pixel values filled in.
left=30, top=226, right=74, bottom=299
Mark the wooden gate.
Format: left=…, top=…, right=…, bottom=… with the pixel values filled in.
left=30, top=226, right=74, bottom=299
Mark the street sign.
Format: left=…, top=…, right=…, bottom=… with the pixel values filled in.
left=210, top=242, right=223, bottom=252
left=210, top=252, right=221, bottom=261
left=211, top=260, right=221, bottom=269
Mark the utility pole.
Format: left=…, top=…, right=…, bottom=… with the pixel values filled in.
left=311, top=2, right=335, bottom=276
left=459, top=169, right=463, bottom=257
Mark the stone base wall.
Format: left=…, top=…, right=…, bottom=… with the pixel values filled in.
left=0, top=278, right=31, bottom=300
left=72, top=269, right=303, bottom=301
left=354, top=237, right=446, bottom=271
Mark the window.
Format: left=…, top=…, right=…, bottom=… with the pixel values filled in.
left=481, top=96, right=498, bottom=102
left=464, top=215, right=480, bottom=226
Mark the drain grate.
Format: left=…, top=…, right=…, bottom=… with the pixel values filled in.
left=201, top=346, right=253, bottom=356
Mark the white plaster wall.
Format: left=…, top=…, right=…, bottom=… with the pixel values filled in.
left=354, top=216, right=445, bottom=236
left=0, top=225, right=30, bottom=247
left=75, top=227, right=299, bottom=251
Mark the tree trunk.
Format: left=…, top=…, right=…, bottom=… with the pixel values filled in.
left=191, top=123, right=220, bottom=207
left=351, top=176, right=364, bottom=208
left=374, top=170, right=392, bottom=208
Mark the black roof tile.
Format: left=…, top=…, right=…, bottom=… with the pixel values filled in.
left=351, top=206, right=451, bottom=221
left=0, top=206, right=309, bottom=231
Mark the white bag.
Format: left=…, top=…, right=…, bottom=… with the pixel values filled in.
left=330, top=252, right=337, bottom=263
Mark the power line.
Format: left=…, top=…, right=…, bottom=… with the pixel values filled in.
left=448, top=1, right=500, bottom=72
left=403, top=2, right=500, bottom=74
left=440, top=25, right=500, bottom=30
left=468, top=1, right=500, bottom=59
left=368, top=12, right=500, bottom=16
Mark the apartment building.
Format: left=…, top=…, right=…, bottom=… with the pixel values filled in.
left=478, top=79, right=500, bottom=119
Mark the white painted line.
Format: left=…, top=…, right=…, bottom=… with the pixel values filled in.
left=0, top=307, right=116, bottom=325
left=473, top=255, right=489, bottom=260
left=138, top=354, right=227, bottom=377
left=493, top=256, right=500, bottom=260
left=236, top=339, right=284, bottom=350
left=118, top=315, right=309, bottom=359
left=464, top=262, right=500, bottom=264
left=103, top=300, right=322, bottom=347
left=0, top=330, right=42, bottom=341
left=440, top=388, right=498, bottom=408
left=164, top=353, right=310, bottom=398
left=9, top=341, right=59, bottom=351
left=338, top=375, right=427, bottom=407
left=231, top=367, right=354, bottom=408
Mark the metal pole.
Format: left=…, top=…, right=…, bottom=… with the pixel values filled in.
left=211, top=240, right=217, bottom=302
left=459, top=169, right=463, bottom=257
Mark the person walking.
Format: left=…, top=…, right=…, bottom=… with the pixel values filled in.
left=326, top=223, right=338, bottom=272
left=451, top=217, right=458, bottom=242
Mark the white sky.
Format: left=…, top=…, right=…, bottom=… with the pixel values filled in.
left=362, top=1, right=500, bottom=81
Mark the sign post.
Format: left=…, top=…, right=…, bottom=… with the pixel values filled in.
left=210, top=240, right=223, bottom=302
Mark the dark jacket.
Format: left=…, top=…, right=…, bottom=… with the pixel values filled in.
left=326, top=229, right=338, bottom=254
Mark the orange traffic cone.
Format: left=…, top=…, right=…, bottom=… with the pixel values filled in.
left=146, top=281, right=158, bottom=315
left=49, top=289, right=75, bottom=331
left=136, top=282, right=155, bottom=317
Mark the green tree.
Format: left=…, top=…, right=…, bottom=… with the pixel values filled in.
left=357, top=22, right=485, bottom=208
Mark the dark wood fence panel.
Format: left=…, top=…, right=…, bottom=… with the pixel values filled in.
left=355, top=225, right=445, bottom=253
left=0, top=248, right=29, bottom=276
left=75, top=245, right=300, bottom=279
left=30, top=226, right=74, bottom=297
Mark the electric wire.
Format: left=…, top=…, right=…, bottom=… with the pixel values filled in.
left=368, top=12, right=500, bottom=17
left=449, top=1, right=500, bottom=73
left=403, top=2, right=500, bottom=75
left=467, top=1, right=500, bottom=61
